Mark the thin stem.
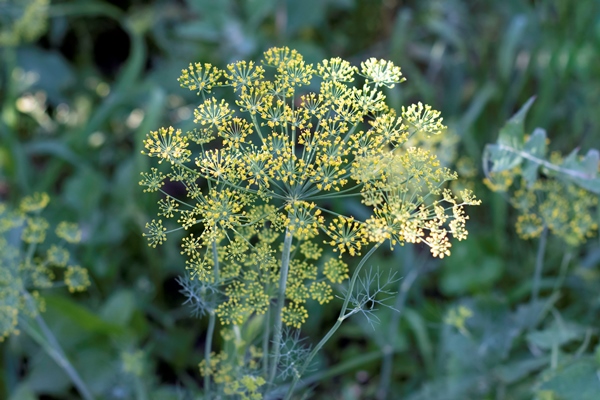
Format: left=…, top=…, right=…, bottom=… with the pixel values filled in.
left=269, top=350, right=384, bottom=398
left=284, top=244, right=380, bottom=399
left=551, top=250, right=573, bottom=295
left=530, top=225, right=548, bottom=329
left=268, top=227, right=294, bottom=385
left=262, top=306, right=271, bottom=377
left=20, top=293, right=93, bottom=400
left=377, top=250, right=420, bottom=400
left=203, top=240, right=220, bottom=397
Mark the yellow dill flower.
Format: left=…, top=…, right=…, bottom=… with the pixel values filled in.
left=64, top=265, right=90, bottom=293
left=47, top=245, right=69, bottom=267
left=139, top=168, right=165, bottom=193
left=143, top=219, right=167, bottom=247
left=55, top=221, right=81, bottom=243
left=19, top=192, right=50, bottom=213
left=317, top=57, right=357, bottom=82
left=178, top=62, right=222, bottom=94
left=323, top=258, right=349, bottom=284
left=225, top=60, right=265, bottom=90
left=515, top=213, right=544, bottom=240
left=309, top=281, right=334, bottom=304
left=444, top=305, right=473, bottom=336
left=281, top=302, right=308, bottom=329
left=142, top=126, right=191, bottom=164
left=21, top=216, right=49, bottom=244
left=323, top=216, right=367, bottom=257
left=359, top=58, right=405, bottom=88
left=262, top=47, right=303, bottom=68
left=402, top=102, right=445, bottom=136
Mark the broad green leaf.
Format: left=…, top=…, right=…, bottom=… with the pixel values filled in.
left=16, top=47, right=74, bottom=104
left=63, top=167, right=105, bottom=217
left=243, top=0, right=277, bottom=28
left=498, top=15, right=528, bottom=81
left=77, top=348, right=117, bottom=395
left=405, top=308, right=435, bottom=375
left=484, top=143, right=522, bottom=172
left=494, top=356, right=549, bottom=384
left=497, top=96, right=536, bottom=149
left=560, top=148, right=600, bottom=193
left=8, top=384, right=37, bottom=400
left=582, top=149, right=599, bottom=177
left=538, top=358, right=600, bottom=400
left=522, top=128, right=547, bottom=186
left=24, top=351, right=70, bottom=394
left=99, top=289, right=136, bottom=327
left=287, top=0, right=327, bottom=35
left=526, top=320, right=587, bottom=350
left=45, top=295, right=125, bottom=336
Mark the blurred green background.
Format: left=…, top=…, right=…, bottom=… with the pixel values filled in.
left=1, top=0, right=599, bottom=399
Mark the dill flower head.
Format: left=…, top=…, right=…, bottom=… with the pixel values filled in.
left=141, top=47, right=480, bottom=328
left=0, top=194, right=89, bottom=341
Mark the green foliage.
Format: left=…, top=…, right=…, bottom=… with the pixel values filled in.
left=484, top=99, right=599, bottom=245
left=1, top=0, right=600, bottom=399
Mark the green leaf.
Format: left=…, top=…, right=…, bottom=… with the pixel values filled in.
left=45, top=295, right=125, bottom=336
left=485, top=143, right=522, bottom=172
left=8, top=384, right=37, bottom=400
left=16, top=47, right=75, bottom=103
left=498, top=15, right=528, bottom=81
left=63, top=167, right=105, bottom=217
left=494, top=356, right=550, bottom=384
left=538, top=358, right=600, bottom=400
left=484, top=99, right=537, bottom=175
left=24, top=351, right=70, bottom=395
left=560, top=148, right=600, bottom=194
left=498, top=96, right=536, bottom=149
left=527, top=320, right=587, bottom=350
left=522, top=128, right=547, bottom=186
left=405, top=308, right=435, bottom=375
left=99, top=289, right=136, bottom=327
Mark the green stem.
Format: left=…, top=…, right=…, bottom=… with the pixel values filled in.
left=268, top=227, right=294, bottom=385
left=262, top=306, right=271, bottom=377
left=272, top=350, right=384, bottom=397
left=551, top=250, right=573, bottom=295
left=530, top=225, right=548, bottom=329
left=20, top=293, right=93, bottom=400
left=284, top=244, right=380, bottom=399
left=203, top=240, right=220, bottom=397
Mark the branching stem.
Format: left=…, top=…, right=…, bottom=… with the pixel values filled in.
left=20, top=292, right=93, bottom=400
left=284, top=244, right=380, bottom=399
left=268, top=227, right=294, bottom=385
left=203, top=240, right=220, bottom=396
left=530, top=225, right=548, bottom=329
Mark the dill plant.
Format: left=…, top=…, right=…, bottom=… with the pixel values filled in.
left=0, top=193, right=92, bottom=399
left=484, top=98, right=599, bottom=311
left=141, top=47, right=480, bottom=398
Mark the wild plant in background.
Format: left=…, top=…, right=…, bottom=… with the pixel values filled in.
left=141, top=47, right=481, bottom=398
left=483, top=98, right=599, bottom=247
left=0, top=0, right=49, bottom=47
left=0, top=193, right=92, bottom=399
left=483, top=99, right=600, bottom=399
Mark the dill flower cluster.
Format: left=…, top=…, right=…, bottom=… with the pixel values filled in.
left=484, top=98, right=599, bottom=246
left=485, top=160, right=598, bottom=246
left=0, top=193, right=89, bottom=342
left=141, top=47, right=480, bottom=331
